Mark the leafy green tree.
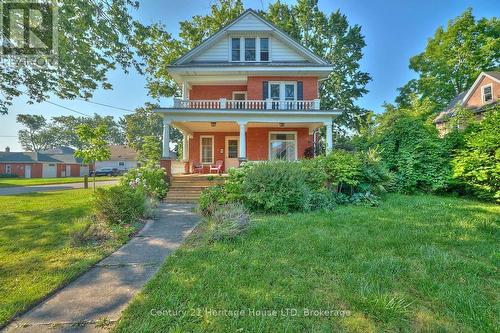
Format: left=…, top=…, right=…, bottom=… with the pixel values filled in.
left=52, top=114, right=124, bottom=149
left=452, top=108, right=499, bottom=201
left=75, top=124, right=111, bottom=191
left=138, top=136, right=161, bottom=167
left=16, top=114, right=58, bottom=152
left=396, top=9, right=499, bottom=108
left=0, top=0, right=142, bottom=114
left=120, top=103, right=182, bottom=154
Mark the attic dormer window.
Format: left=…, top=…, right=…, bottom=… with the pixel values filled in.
left=231, top=37, right=270, bottom=62
left=482, top=84, right=493, bottom=103
left=245, top=38, right=256, bottom=61
left=231, top=38, right=240, bottom=61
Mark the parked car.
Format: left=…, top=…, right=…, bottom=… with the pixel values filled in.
left=90, top=167, right=119, bottom=177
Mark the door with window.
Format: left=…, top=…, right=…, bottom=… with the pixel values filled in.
left=269, top=82, right=296, bottom=109
left=225, top=136, right=239, bottom=170
left=24, top=165, right=31, bottom=178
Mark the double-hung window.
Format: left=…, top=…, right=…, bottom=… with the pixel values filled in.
left=482, top=84, right=493, bottom=103
left=245, top=38, right=256, bottom=61
left=260, top=38, right=269, bottom=61
left=231, top=38, right=240, bottom=61
left=6, top=164, right=11, bottom=174
left=200, top=136, right=214, bottom=164
left=269, top=132, right=297, bottom=161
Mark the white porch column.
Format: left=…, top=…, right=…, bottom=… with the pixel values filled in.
left=238, top=121, right=247, bottom=162
left=325, top=122, right=333, bottom=153
left=182, top=131, right=189, bottom=162
left=162, top=118, right=171, bottom=158
left=182, top=81, right=189, bottom=100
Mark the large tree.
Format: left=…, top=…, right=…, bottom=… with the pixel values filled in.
left=120, top=103, right=181, bottom=152
left=396, top=9, right=499, bottom=108
left=16, top=114, right=58, bottom=152
left=133, top=0, right=370, bottom=129
left=0, top=0, right=142, bottom=114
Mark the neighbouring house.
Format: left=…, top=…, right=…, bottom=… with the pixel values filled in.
left=94, top=145, right=139, bottom=171
left=434, top=71, right=499, bottom=136
left=0, top=147, right=89, bottom=178
left=157, top=9, right=340, bottom=176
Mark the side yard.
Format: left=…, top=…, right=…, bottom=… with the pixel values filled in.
left=114, top=194, right=499, bottom=332
left=0, top=176, right=117, bottom=188
left=0, top=189, right=129, bottom=327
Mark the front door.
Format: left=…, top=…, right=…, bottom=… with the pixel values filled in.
left=24, top=165, right=31, bottom=179
left=225, top=136, right=239, bottom=170
left=65, top=165, right=71, bottom=177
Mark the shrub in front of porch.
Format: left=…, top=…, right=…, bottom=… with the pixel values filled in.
left=120, top=166, right=168, bottom=200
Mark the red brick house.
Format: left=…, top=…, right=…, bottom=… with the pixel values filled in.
left=434, top=71, right=499, bottom=136
left=0, top=147, right=89, bottom=178
left=157, top=9, right=340, bottom=175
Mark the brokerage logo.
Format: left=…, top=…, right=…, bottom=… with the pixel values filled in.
left=1, top=0, right=57, bottom=57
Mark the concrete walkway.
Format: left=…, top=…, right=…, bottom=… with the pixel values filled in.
left=0, top=180, right=118, bottom=195
left=3, top=204, right=199, bottom=333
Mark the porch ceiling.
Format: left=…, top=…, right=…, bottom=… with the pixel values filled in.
left=172, top=121, right=323, bottom=134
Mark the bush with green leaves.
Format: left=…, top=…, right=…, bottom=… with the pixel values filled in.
left=198, top=185, right=227, bottom=217
left=121, top=166, right=168, bottom=199
left=377, top=117, right=451, bottom=193
left=451, top=109, right=499, bottom=202
left=242, top=161, right=310, bottom=214
left=93, top=186, right=146, bottom=225
left=209, top=202, right=250, bottom=241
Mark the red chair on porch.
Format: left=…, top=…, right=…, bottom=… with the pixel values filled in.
left=192, top=162, right=203, bottom=174
left=210, top=160, right=223, bottom=175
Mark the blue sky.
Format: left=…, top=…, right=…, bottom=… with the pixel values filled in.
left=1, top=0, right=497, bottom=151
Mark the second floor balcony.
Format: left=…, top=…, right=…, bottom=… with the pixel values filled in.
left=173, top=97, right=321, bottom=111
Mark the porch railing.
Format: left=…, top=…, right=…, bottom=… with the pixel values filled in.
left=173, top=98, right=321, bottom=111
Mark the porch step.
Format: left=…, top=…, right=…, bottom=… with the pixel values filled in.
left=164, top=174, right=227, bottom=204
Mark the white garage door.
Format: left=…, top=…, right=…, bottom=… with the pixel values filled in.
left=42, top=163, right=57, bottom=178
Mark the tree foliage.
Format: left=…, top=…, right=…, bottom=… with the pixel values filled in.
left=1, top=0, right=143, bottom=114
left=451, top=108, right=499, bottom=201
left=75, top=124, right=111, bottom=190
left=16, top=114, right=53, bottom=152
left=396, top=9, right=499, bottom=108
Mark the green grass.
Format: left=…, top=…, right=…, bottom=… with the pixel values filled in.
left=0, top=189, right=124, bottom=326
left=114, top=194, right=499, bottom=333
left=0, top=176, right=118, bottom=187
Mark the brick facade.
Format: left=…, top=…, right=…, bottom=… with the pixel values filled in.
left=190, top=85, right=248, bottom=100
left=0, top=163, right=43, bottom=178
left=187, top=128, right=311, bottom=172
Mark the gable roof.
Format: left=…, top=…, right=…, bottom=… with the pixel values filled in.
left=0, top=147, right=83, bottom=164
left=173, top=9, right=329, bottom=66
left=109, top=145, right=137, bottom=161
left=462, top=71, right=500, bottom=105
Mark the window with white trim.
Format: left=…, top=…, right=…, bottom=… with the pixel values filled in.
left=230, top=37, right=270, bottom=62
left=6, top=164, right=12, bottom=174
left=231, top=38, right=240, bottom=61
left=482, top=84, right=493, bottom=103
left=260, top=38, right=269, bottom=61
left=200, top=136, right=214, bottom=164
left=244, top=38, right=256, bottom=61
left=269, top=132, right=297, bottom=161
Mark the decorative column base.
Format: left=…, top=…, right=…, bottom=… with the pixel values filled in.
left=160, top=158, right=172, bottom=182
left=238, top=157, right=247, bottom=166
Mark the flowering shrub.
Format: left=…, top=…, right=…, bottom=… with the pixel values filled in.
left=120, top=166, right=168, bottom=199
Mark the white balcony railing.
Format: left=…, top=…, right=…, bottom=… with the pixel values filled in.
left=173, top=98, right=321, bottom=111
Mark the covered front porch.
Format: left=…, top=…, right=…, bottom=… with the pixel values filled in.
left=157, top=108, right=338, bottom=176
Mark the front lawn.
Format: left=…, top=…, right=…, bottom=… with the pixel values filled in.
left=115, top=194, right=499, bottom=332
left=0, top=189, right=125, bottom=326
left=0, top=176, right=118, bottom=187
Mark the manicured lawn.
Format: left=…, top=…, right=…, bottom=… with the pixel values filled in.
left=0, top=189, right=121, bottom=326
left=115, top=194, right=499, bottom=333
left=0, top=176, right=118, bottom=187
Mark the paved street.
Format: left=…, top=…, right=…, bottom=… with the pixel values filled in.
left=0, top=180, right=119, bottom=195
